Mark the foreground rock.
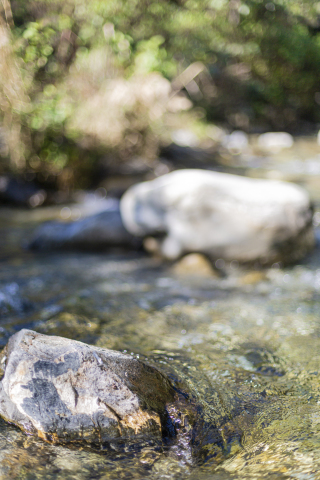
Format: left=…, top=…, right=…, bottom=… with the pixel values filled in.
left=28, top=203, right=139, bottom=251
left=120, top=169, right=314, bottom=264
left=0, top=330, right=175, bottom=447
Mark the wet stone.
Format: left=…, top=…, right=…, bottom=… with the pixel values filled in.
left=172, top=253, right=219, bottom=278
left=28, top=206, right=139, bottom=252
left=0, top=329, right=176, bottom=448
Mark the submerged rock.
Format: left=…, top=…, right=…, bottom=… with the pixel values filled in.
left=172, top=253, right=219, bottom=278
left=0, top=329, right=175, bottom=447
left=0, top=283, right=32, bottom=316
left=120, top=169, right=314, bottom=264
left=28, top=205, right=139, bottom=251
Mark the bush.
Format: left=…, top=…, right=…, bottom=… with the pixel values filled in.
left=1, top=0, right=320, bottom=187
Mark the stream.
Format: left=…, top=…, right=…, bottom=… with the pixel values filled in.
left=1, top=136, right=320, bottom=479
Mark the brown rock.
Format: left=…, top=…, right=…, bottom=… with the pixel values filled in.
left=172, top=253, right=218, bottom=277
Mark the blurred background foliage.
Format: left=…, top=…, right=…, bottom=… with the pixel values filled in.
left=1, top=0, right=320, bottom=188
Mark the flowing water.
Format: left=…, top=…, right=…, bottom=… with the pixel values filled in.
left=1, top=136, right=320, bottom=479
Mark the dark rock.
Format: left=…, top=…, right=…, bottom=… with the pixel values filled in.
left=28, top=205, right=140, bottom=251
left=94, top=157, right=173, bottom=198
left=0, top=329, right=175, bottom=447
left=160, top=143, right=218, bottom=169
left=0, top=176, right=46, bottom=207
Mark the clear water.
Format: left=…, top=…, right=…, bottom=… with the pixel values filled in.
left=1, top=136, right=320, bottom=479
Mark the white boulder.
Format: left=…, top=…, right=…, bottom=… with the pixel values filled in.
left=120, top=169, right=314, bottom=264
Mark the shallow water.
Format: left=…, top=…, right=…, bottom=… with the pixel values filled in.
left=1, top=136, right=320, bottom=479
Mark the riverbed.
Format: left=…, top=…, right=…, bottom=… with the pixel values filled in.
left=1, top=136, right=320, bottom=479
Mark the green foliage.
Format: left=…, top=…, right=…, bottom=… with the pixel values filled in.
left=238, top=1, right=320, bottom=119
left=1, top=0, right=320, bottom=186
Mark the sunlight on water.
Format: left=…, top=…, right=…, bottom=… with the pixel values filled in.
left=1, top=137, right=320, bottom=478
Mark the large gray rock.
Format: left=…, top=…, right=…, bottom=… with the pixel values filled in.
left=120, top=169, right=314, bottom=264
left=28, top=205, right=139, bottom=251
left=0, top=330, right=175, bottom=447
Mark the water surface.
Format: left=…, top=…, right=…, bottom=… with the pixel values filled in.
left=1, top=136, right=320, bottom=479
